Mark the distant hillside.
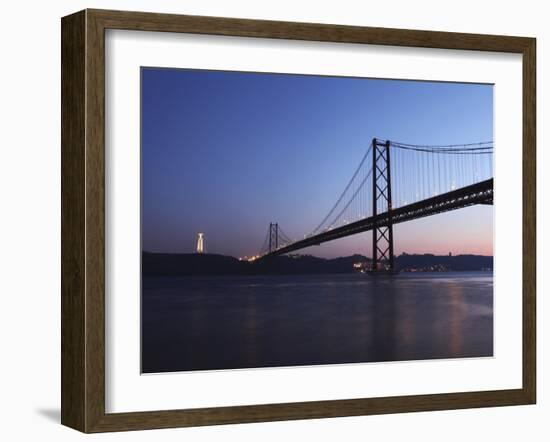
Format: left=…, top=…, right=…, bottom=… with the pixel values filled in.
left=250, top=254, right=367, bottom=275
left=142, top=252, right=245, bottom=276
left=396, top=253, right=492, bottom=271
left=142, top=252, right=492, bottom=277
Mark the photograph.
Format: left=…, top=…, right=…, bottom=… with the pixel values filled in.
left=140, top=67, right=494, bottom=374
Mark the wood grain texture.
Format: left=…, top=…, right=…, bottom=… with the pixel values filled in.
left=61, top=10, right=86, bottom=432
left=60, top=8, right=537, bottom=433
left=90, top=8, right=532, bottom=53
left=522, top=38, right=536, bottom=403
left=84, top=9, right=107, bottom=432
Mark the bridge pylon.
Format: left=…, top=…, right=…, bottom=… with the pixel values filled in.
left=371, top=138, right=394, bottom=272
left=268, top=222, right=279, bottom=253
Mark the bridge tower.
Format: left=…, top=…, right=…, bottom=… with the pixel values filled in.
left=268, top=222, right=279, bottom=253
left=372, top=138, right=394, bottom=272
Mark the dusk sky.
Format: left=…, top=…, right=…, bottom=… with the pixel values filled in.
left=141, top=68, right=493, bottom=259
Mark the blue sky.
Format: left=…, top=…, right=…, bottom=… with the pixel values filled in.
left=141, top=68, right=493, bottom=258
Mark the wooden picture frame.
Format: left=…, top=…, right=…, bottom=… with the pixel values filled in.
left=61, top=8, right=536, bottom=433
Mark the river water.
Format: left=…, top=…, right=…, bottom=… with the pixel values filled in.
left=142, top=272, right=493, bottom=373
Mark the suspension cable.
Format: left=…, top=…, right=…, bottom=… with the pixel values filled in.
left=311, top=142, right=373, bottom=234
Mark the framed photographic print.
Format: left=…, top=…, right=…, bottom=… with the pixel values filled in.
left=61, top=9, right=536, bottom=433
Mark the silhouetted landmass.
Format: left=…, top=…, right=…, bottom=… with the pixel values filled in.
left=142, top=251, right=493, bottom=276
left=397, top=253, right=493, bottom=271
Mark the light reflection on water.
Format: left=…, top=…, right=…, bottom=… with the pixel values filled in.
left=142, top=272, right=493, bottom=373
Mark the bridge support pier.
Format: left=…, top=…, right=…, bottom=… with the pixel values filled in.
left=372, top=138, right=394, bottom=272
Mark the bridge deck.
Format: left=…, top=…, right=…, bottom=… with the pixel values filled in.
left=262, top=178, right=493, bottom=258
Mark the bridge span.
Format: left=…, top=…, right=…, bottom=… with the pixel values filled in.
left=262, top=178, right=492, bottom=258
left=256, top=138, right=493, bottom=271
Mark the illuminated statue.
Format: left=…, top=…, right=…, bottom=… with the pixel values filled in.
left=196, top=233, right=204, bottom=254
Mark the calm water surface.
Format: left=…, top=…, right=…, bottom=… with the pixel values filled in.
left=142, top=272, right=493, bottom=373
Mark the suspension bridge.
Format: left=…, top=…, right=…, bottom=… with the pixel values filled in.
left=257, top=138, right=493, bottom=272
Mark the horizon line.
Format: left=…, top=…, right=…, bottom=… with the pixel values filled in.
left=142, top=250, right=494, bottom=259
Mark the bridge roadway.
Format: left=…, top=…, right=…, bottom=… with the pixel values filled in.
left=261, top=178, right=493, bottom=258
